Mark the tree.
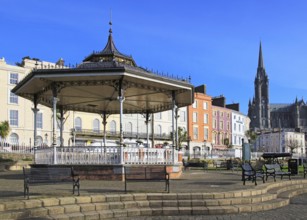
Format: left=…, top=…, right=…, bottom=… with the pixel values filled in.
left=0, top=121, right=10, bottom=139
left=287, top=139, right=300, bottom=154
left=245, top=130, right=257, bottom=143
left=170, top=126, right=187, bottom=150
left=178, top=127, right=188, bottom=150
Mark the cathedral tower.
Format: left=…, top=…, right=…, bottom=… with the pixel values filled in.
left=248, top=42, right=270, bottom=130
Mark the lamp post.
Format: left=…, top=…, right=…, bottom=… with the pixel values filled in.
left=44, top=133, right=48, bottom=147
left=187, top=136, right=191, bottom=158
left=203, top=140, right=207, bottom=158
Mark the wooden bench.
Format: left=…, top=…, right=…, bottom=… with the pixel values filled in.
left=264, top=163, right=291, bottom=182
left=241, top=163, right=265, bottom=185
left=23, top=167, right=80, bottom=199
left=124, top=166, right=170, bottom=193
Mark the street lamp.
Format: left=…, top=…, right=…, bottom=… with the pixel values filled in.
left=187, top=136, right=191, bottom=157
left=44, top=133, right=48, bottom=147
left=204, top=139, right=207, bottom=158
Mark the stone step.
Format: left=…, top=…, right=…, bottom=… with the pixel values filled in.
left=46, top=198, right=290, bottom=220
left=1, top=181, right=306, bottom=219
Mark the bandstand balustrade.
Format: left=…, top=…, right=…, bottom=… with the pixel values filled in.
left=34, top=146, right=178, bottom=165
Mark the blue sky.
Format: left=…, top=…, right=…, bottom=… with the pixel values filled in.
left=1, top=0, right=307, bottom=114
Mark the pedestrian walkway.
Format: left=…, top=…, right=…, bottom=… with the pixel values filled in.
left=1, top=168, right=307, bottom=219
left=0, top=169, right=248, bottom=201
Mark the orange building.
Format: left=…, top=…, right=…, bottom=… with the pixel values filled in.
left=187, top=85, right=212, bottom=158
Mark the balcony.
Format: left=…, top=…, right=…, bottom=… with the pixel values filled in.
left=71, top=129, right=171, bottom=141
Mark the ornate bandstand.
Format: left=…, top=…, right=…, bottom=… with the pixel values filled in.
left=12, top=23, right=194, bottom=179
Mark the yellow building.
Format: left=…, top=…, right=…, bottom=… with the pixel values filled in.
left=0, top=57, right=120, bottom=147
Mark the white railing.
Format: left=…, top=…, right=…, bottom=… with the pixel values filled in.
left=34, top=146, right=179, bottom=165
left=124, top=147, right=175, bottom=165
left=0, top=141, right=34, bottom=154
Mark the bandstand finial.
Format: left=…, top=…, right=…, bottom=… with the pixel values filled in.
left=109, top=9, right=113, bottom=34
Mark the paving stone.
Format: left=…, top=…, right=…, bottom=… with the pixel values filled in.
left=59, top=197, right=76, bottom=205
left=75, top=196, right=92, bottom=204
left=90, top=195, right=106, bottom=203
left=5, top=201, right=25, bottom=210
left=63, top=204, right=81, bottom=213
left=127, top=208, right=141, bottom=217
left=79, top=203, right=96, bottom=212
left=113, top=209, right=127, bottom=218
left=41, top=198, right=60, bottom=207
left=105, top=195, right=121, bottom=202
left=93, top=202, right=109, bottom=211
left=83, top=211, right=100, bottom=220
left=29, top=207, right=49, bottom=217
left=97, top=210, right=113, bottom=219
left=47, top=206, right=65, bottom=215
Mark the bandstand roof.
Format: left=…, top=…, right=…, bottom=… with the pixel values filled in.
left=12, top=26, right=194, bottom=114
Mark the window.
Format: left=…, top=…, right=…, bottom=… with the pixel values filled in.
left=192, top=101, right=197, bottom=108
left=203, top=101, right=208, bottom=110
left=193, top=126, right=198, bottom=140
left=37, top=112, right=43, bottom=129
left=125, top=122, right=133, bottom=134
left=221, top=112, right=223, bottom=117
left=110, top=120, right=116, bottom=134
left=10, top=73, right=18, bottom=84
left=9, top=110, right=18, bottom=126
left=9, top=133, right=19, bottom=144
left=9, top=91, right=18, bottom=104
left=204, top=127, right=209, bottom=141
left=155, top=125, right=162, bottom=136
left=193, top=112, right=198, bottom=123
left=180, top=110, right=186, bottom=122
left=93, top=119, right=100, bottom=132
left=168, top=111, right=172, bottom=121
left=234, top=123, right=236, bottom=131
left=227, top=122, right=230, bottom=130
left=213, top=119, right=217, bottom=129
left=155, top=112, right=162, bottom=120
left=74, top=117, right=82, bottom=131
left=36, top=136, right=43, bottom=146
left=219, top=121, right=223, bottom=129
left=204, top=114, right=208, bottom=124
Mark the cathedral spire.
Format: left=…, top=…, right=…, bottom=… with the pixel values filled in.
left=258, top=41, right=264, bottom=69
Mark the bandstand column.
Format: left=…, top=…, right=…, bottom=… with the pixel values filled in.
left=101, top=113, right=108, bottom=148
left=32, top=95, right=39, bottom=149
left=118, top=80, right=125, bottom=164
left=175, top=107, right=179, bottom=150
left=145, top=112, right=150, bottom=148
left=59, top=106, right=64, bottom=147
left=172, top=91, right=177, bottom=163
left=52, top=85, right=58, bottom=164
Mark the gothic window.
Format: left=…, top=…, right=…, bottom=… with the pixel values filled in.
left=93, top=119, right=100, bottom=133
left=110, top=120, right=116, bottom=134
left=155, top=125, right=162, bottom=136
left=74, top=117, right=82, bottom=131
left=126, top=122, right=133, bottom=135
left=9, top=133, right=19, bottom=145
